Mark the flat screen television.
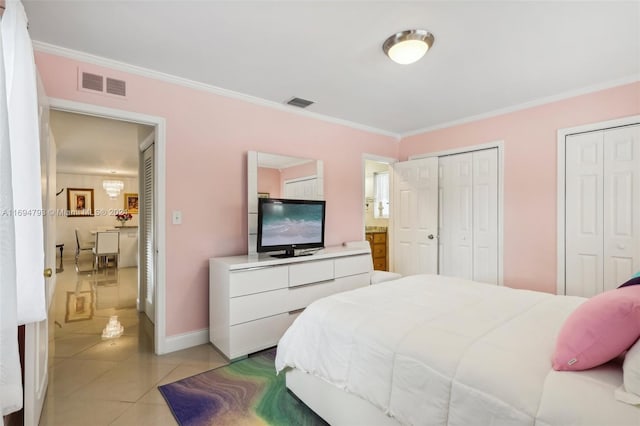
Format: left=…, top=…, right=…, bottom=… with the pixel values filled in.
left=257, top=197, right=326, bottom=258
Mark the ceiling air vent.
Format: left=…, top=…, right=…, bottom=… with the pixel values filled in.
left=106, top=78, right=126, bottom=97
left=81, top=72, right=104, bottom=92
left=286, top=97, right=314, bottom=109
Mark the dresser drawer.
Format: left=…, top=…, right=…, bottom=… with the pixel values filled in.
left=373, top=259, right=387, bottom=271
left=286, top=279, right=341, bottom=312
left=230, top=288, right=289, bottom=325
left=289, top=259, right=334, bottom=287
left=229, top=312, right=300, bottom=359
left=337, top=273, right=370, bottom=293
left=373, top=233, right=386, bottom=243
left=372, top=245, right=386, bottom=258
left=229, top=265, right=288, bottom=297
left=335, top=254, right=371, bottom=277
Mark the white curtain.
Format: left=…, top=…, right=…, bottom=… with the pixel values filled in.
left=374, top=171, right=390, bottom=218
left=0, top=17, right=21, bottom=416
left=0, top=0, right=45, bottom=415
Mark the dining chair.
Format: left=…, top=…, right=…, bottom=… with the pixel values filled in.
left=75, top=228, right=95, bottom=269
left=93, top=231, right=120, bottom=272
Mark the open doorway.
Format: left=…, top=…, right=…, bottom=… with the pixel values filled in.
left=363, top=155, right=395, bottom=272
left=49, top=109, right=156, bottom=349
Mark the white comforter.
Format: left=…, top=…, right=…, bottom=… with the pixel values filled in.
left=275, top=275, right=640, bottom=426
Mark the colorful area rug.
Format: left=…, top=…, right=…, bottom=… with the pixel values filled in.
left=158, top=348, right=328, bottom=426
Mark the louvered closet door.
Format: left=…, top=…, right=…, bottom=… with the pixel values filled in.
left=565, top=125, right=640, bottom=296
left=141, top=144, right=155, bottom=322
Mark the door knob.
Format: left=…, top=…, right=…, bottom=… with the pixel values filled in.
left=428, top=234, right=434, bottom=240
left=43, top=268, right=53, bottom=278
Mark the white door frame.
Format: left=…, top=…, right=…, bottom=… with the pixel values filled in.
left=409, top=140, right=505, bottom=285
left=48, top=97, right=168, bottom=354
left=556, top=115, right=640, bottom=295
left=362, top=153, right=397, bottom=265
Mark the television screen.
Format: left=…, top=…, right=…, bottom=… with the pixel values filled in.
left=257, top=198, right=325, bottom=256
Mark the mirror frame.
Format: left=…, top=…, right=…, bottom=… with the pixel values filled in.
left=247, top=151, right=324, bottom=255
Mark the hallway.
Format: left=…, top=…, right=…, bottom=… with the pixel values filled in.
left=39, top=261, right=227, bottom=425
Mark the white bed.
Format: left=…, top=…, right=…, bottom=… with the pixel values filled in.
left=275, top=274, right=640, bottom=426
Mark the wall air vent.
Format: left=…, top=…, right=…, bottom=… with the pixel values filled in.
left=78, top=68, right=127, bottom=98
left=286, top=97, right=314, bottom=109
left=106, top=78, right=127, bottom=97
left=81, top=72, right=104, bottom=92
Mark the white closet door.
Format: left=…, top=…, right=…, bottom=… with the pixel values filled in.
left=603, top=125, right=640, bottom=290
left=473, top=149, right=499, bottom=284
left=392, top=158, right=439, bottom=276
left=565, top=131, right=605, bottom=297
left=439, top=149, right=498, bottom=284
left=440, top=153, right=474, bottom=280
left=438, top=157, right=450, bottom=275
left=284, top=176, right=317, bottom=199
left=565, top=124, right=640, bottom=296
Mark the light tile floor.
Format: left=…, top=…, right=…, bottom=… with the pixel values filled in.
left=40, top=258, right=228, bottom=426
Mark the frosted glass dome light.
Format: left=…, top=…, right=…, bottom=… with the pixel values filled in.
left=383, top=30, right=435, bottom=65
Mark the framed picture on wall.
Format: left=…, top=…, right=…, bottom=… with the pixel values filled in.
left=124, top=193, right=139, bottom=214
left=67, top=188, right=94, bottom=217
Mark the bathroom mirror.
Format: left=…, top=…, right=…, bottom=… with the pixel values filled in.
left=247, top=151, right=324, bottom=255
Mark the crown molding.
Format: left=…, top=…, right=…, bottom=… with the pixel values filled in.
left=33, top=41, right=636, bottom=143
left=33, top=41, right=399, bottom=140
left=401, top=74, right=640, bottom=138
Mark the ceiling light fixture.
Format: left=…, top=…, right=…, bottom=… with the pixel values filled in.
left=103, top=180, right=124, bottom=198
left=383, top=29, right=435, bottom=65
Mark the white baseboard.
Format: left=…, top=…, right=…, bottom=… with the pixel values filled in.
left=159, top=328, right=209, bottom=355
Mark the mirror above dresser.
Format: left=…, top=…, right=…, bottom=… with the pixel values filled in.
left=247, top=151, right=324, bottom=255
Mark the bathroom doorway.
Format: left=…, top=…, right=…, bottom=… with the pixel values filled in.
left=363, top=155, right=395, bottom=271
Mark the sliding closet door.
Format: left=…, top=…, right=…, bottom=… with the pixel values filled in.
left=565, top=124, right=640, bottom=296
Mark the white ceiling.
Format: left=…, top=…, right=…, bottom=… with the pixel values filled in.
left=51, top=110, right=152, bottom=177
left=25, top=1, right=640, bottom=136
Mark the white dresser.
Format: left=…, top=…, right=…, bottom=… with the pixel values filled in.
left=209, top=245, right=372, bottom=359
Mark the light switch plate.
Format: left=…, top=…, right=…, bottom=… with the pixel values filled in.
left=172, top=210, right=182, bottom=225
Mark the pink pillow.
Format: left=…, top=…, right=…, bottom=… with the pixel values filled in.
left=552, top=286, right=640, bottom=371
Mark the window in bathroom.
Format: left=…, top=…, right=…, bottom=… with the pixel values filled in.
left=374, top=172, right=389, bottom=218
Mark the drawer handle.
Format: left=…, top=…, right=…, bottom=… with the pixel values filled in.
left=288, top=308, right=305, bottom=315
left=234, top=265, right=272, bottom=272
left=289, top=279, right=334, bottom=289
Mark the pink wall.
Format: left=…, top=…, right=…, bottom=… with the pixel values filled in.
left=35, top=52, right=398, bottom=336
left=401, top=82, right=640, bottom=294
left=257, top=167, right=281, bottom=198
left=36, top=48, right=639, bottom=336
